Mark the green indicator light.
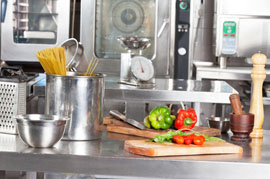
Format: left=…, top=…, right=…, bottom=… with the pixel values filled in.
left=179, top=2, right=188, bottom=10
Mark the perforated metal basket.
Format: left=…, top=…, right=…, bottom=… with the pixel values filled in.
left=0, top=81, right=26, bottom=134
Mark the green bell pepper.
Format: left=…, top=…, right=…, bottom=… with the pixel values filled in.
left=149, top=106, right=173, bottom=130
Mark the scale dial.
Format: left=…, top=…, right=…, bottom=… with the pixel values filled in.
left=131, top=56, right=154, bottom=81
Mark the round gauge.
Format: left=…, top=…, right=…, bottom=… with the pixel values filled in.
left=112, top=1, right=144, bottom=33
left=131, top=56, right=154, bottom=81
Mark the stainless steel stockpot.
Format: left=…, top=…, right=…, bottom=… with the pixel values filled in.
left=45, top=73, right=104, bottom=140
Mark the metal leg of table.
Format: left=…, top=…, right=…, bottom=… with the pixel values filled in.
left=125, top=101, right=146, bottom=122
left=195, top=74, right=203, bottom=126
left=194, top=103, right=218, bottom=127
left=194, top=102, right=201, bottom=126
left=0, top=171, right=5, bottom=178
left=36, top=172, right=44, bottom=179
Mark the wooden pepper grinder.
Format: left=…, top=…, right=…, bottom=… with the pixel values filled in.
left=249, top=52, right=267, bottom=138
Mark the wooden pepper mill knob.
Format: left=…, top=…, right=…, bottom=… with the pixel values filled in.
left=249, top=52, right=267, bottom=138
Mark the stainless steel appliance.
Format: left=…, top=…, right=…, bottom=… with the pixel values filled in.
left=1, top=0, right=70, bottom=62
left=174, top=0, right=192, bottom=79
left=80, top=0, right=207, bottom=80
left=81, top=0, right=175, bottom=78
left=215, top=0, right=270, bottom=65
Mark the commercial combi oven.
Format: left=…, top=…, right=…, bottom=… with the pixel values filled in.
left=80, top=0, right=198, bottom=79
left=215, top=0, right=270, bottom=66
left=0, top=0, right=70, bottom=63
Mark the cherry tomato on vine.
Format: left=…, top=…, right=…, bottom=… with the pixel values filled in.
left=172, top=135, right=184, bottom=144
left=193, top=136, right=204, bottom=145
left=184, top=137, right=193, bottom=145
left=198, top=135, right=205, bottom=142
left=188, top=134, right=196, bottom=142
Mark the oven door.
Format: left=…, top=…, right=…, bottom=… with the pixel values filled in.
left=81, top=0, right=173, bottom=77
left=1, top=0, right=70, bottom=62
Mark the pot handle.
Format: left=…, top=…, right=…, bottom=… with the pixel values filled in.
left=158, top=19, right=169, bottom=38
left=1, top=0, right=7, bottom=23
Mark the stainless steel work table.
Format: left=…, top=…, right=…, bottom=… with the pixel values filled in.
left=32, top=76, right=237, bottom=123
left=195, top=65, right=270, bottom=81
left=32, top=75, right=237, bottom=103
left=104, top=77, right=237, bottom=123
left=104, top=77, right=237, bottom=103
left=0, top=130, right=269, bottom=178
left=195, top=65, right=270, bottom=107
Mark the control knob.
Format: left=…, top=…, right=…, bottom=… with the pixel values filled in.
left=178, top=47, right=187, bottom=56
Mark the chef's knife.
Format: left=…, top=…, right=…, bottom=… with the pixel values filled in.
left=109, top=110, right=145, bottom=130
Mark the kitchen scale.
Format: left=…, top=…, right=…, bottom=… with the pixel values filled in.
left=117, top=36, right=155, bottom=87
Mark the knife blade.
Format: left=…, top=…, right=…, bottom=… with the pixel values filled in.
left=109, top=110, right=145, bottom=130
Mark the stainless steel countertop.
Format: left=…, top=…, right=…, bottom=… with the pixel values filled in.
left=32, top=75, right=237, bottom=104
left=0, top=130, right=269, bottom=178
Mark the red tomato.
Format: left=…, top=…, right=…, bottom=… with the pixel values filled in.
left=198, top=135, right=205, bottom=142
left=184, top=137, right=192, bottom=145
left=172, top=135, right=184, bottom=144
left=188, top=134, right=196, bottom=141
left=193, top=136, right=204, bottom=145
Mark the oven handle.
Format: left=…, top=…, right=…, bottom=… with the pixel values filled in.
left=158, top=19, right=169, bottom=38
left=1, top=0, right=7, bottom=23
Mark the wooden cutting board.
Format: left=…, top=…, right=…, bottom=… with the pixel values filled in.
left=125, top=140, right=243, bottom=157
left=103, top=116, right=221, bottom=138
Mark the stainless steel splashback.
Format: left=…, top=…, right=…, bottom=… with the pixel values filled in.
left=215, top=0, right=270, bottom=58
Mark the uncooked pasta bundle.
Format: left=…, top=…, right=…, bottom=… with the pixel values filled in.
left=36, top=47, right=67, bottom=75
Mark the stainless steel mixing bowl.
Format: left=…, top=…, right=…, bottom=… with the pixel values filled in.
left=16, top=114, right=69, bottom=148
left=208, top=117, right=230, bottom=133
left=117, top=36, right=151, bottom=50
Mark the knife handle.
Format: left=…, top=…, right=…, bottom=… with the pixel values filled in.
left=109, top=110, right=126, bottom=121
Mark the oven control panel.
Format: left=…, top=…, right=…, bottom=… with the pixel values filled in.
left=222, top=21, right=237, bottom=55
left=174, top=0, right=191, bottom=79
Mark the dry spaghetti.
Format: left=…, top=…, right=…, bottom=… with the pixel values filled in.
left=36, top=47, right=67, bottom=75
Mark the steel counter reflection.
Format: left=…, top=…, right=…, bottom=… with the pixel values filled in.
left=0, top=131, right=270, bottom=178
